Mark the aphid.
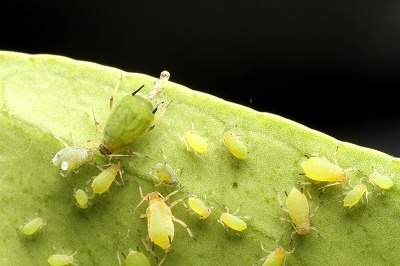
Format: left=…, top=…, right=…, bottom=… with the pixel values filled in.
left=47, top=252, right=77, bottom=266
left=74, top=189, right=89, bottom=209
left=124, top=250, right=151, bottom=266
left=136, top=189, right=193, bottom=251
left=218, top=208, right=247, bottom=232
left=369, top=171, right=394, bottom=190
left=91, top=164, right=121, bottom=194
left=187, top=196, right=212, bottom=220
left=183, top=127, right=208, bottom=155
left=222, top=131, right=247, bottom=160
left=343, top=183, right=368, bottom=208
left=52, top=147, right=93, bottom=176
left=301, top=156, right=346, bottom=184
left=149, top=162, right=179, bottom=186
left=285, top=187, right=311, bottom=235
left=260, top=246, right=289, bottom=266
left=100, top=71, right=170, bottom=155
left=20, top=217, right=46, bottom=236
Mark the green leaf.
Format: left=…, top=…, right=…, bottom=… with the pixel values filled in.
left=0, top=51, right=399, bottom=266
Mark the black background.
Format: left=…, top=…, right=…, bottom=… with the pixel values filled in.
left=2, top=1, right=400, bottom=155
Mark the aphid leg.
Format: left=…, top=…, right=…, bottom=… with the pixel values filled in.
left=233, top=207, right=241, bottom=215
left=142, top=237, right=156, bottom=257
left=109, top=72, right=123, bottom=110
left=310, top=206, right=319, bottom=218
left=158, top=252, right=168, bottom=266
left=116, top=251, right=122, bottom=266
left=319, top=182, right=342, bottom=191
left=91, top=108, right=103, bottom=134
left=277, top=192, right=288, bottom=213
left=172, top=216, right=194, bottom=238
left=310, top=227, right=322, bottom=238
left=260, top=241, right=272, bottom=253
left=139, top=214, right=147, bottom=219
left=169, top=198, right=185, bottom=209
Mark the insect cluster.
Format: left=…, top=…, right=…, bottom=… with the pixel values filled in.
left=19, top=69, right=396, bottom=266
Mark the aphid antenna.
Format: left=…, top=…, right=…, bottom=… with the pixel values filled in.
left=109, top=72, right=124, bottom=110
left=164, top=189, right=182, bottom=202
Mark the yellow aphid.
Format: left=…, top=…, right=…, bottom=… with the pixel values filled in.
left=301, top=156, right=346, bottom=183
left=125, top=250, right=151, bottom=266
left=20, top=217, right=46, bottom=236
left=136, top=189, right=193, bottom=251
left=369, top=171, right=394, bottom=190
left=91, top=164, right=120, bottom=194
left=150, top=162, right=179, bottom=186
left=187, top=196, right=211, bottom=220
left=74, top=189, right=89, bottom=209
left=47, top=252, right=76, bottom=266
left=286, top=187, right=311, bottom=235
left=218, top=211, right=247, bottom=232
left=343, top=184, right=368, bottom=208
left=223, top=131, right=247, bottom=160
left=184, top=130, right=208, bottom=154
left=262, top=246, right=287, bottom=266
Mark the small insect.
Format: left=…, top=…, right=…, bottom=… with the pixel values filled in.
left=301, top=156, right=346, bottom=185
left=285, top=187, right=311, bottom=236
left=124, top=250, right=151, bottom=266
left=47, top=251, right=77, bottom=266
left=183, top=126, right=208, bottom=155
left=343, top=183, right=368, bottom=208
left=20, top=217, right=46, bottom=236
left=222, top=131, right=247, bottom=160
left=91, top=164, right=121, bottom=195
left=149, top=162, right=179, bottom=186
left=52, top=147, right=93, bottom=176
left=74, top=189, right=89, bottom=209
left=259, top=245, right=290, bottom=266
left=369, top=171, right=394, bottom=190
left=100, top=71, right=170, bottom=155
left=187, top=196, right=212, bottom=220
left=135, top=188, right=193, bottom=251
left=218, top=208, right=247, bottom=232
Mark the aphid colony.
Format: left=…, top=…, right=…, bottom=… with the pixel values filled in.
left=19, top=69, right=395, bottom=266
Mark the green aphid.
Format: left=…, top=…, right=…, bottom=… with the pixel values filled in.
left=150, top=162, right=179, bottom=186
left=74, top=189, right=89, bottom=209
left=223, top=131, right=248, bottom=160
left=125, top=250, right=151, bottom=266
left=20, top=217, right=46, bottom=236
left=99, top=71, right=170, bottom=155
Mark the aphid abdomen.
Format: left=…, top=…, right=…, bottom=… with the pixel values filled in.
left=370, top=172, right=394, bottom=190
left=188, top=197, right=211, bottom=220
left=343, top=184, right=367, bottom=208
left=286, top=188, right=310, bottom=235
left=301, top=157, right=345, bottom=182
left=52, top=147, right=92, bottom=175
left=262, top=247, right=286, bottom=266
left=91, top=164, right=120, bottom=194
left=125, top=250, right=151, bottom=266
left=103, top=95, right=154, bottom=152
left=47, top=254, right=74, bottom=266
left=223, top=131, right=247, bottom=160
left=220, top=213, right=247, bottom=232
left=147, top=200, right=174, bottom=250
